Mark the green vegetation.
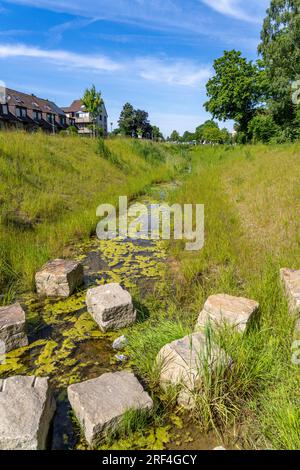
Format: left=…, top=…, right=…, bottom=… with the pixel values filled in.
left=0, top=132, right=182, bottom=302
left=115, top=102, right=161, bottom=139
left=125, top=143, right=300, bottom=449
left=204, top=1, right=300, bottom=143
left=169, top=121, right=231, bottom=144
left=0, top=132, right=299, bottom=450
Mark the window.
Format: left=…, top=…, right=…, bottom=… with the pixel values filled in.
left=2, top=104, right=8, bottom=114
left=60, top=116, right=66, bottom=125
left=16, top=107, right=27, bottom=118
left=47, top=113, right=53, bottom=123
left=99, top=114, right=102, bottom=121
left=77, top=112, right=88, bottom=118
left=33, top=111, right=42, bottom=120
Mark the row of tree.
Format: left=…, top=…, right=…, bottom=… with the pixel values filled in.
left=169, top=120, right=231, bottom=144
left=204, top=0, right=300, bottom=144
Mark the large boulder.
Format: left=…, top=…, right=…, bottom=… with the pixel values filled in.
left=35, top=259, right=84, bottom=298
left=196, top=294, right=259, bottom=333
left=0, top=376, right=56, bottom=450
left=86, top=283, right=136, bottom=332
left=0, top=303, right=28, bottom=353
left=157, top=332, right=229, bottom=408
left=68, top=371, right=153, bottom=447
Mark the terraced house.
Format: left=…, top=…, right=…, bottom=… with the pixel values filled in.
left=0, top=88, right=76, bottom=132
left=62, top=99, right=108, bottom=136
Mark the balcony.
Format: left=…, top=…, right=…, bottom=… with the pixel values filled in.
left=75, top=116, right=91, bottom=124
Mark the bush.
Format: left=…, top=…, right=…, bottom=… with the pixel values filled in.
left=248, top=114, right=279, bottom=143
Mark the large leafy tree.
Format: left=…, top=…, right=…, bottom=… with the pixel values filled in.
left=204, top=50, right=264, bottom=133
left=152, top=125, right=163, bottom=141
left=169, top=130, right=180, bottom=142
left=118, top=104, right=152, bottom=137
left=134, top=109, right=152, bottom=138
left=181, top=131, right=195, bottom=142
left=259, top=0, right=300, bottom=128
left=81, top=85, right=103, bottom=138
left=195, top=120, right=218, bottom=141
left=118, top=103, right=136, bottom=136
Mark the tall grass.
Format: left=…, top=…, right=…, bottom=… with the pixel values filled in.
left=0, top=132, right=181, bottom=302
left=127, top=143, right=300, bottom=449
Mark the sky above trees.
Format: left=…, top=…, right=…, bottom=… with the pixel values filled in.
left=0, top=0, right=269, bottom=135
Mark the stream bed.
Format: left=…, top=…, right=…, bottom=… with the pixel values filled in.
left=0, top=182, right=224, bottom=450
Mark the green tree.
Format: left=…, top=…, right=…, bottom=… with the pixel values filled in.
left=220, top=127, right=231, bottom=144
left=205, top=50, right=264, bottom=134
left=170, top=130, right=180, bottom=142
left=195, top=120, right=219, bottom=142
left=81, top=85, right=103, bottom=138
left=152, top=126, right=163, bottom=141
left=182, top=131, right=195, bottom=142
left=118, top=104, right=152, bottom=138
left=118, top=103, right=136, bottom=136
left=134, top=109, right=152, bottom=138
left=259, top=0, right=300, bottom=129
left=248, top=114, right=280, bottom=143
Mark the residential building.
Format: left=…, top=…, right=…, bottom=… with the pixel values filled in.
left=0, top=88, right=76, bottom=132
left=62, top=99, right=108, bottom=136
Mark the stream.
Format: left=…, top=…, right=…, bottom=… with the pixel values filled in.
left=0, top=181, right=223, bottom=450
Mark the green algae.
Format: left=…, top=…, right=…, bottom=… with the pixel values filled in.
left=0, top=186, right=175, bottom=450
left=98, top=425, right=172, bottom=451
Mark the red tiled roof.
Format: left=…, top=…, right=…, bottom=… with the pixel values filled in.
left=5, top=88, right=66, bottom=116
left=62, top=99, right=85, bottom=113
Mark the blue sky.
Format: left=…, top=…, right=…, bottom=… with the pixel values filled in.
left=0, top=0, right=270, bottom=135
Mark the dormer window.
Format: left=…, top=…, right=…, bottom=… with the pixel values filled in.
left=16, top=107, right=27, bottom=118
left=33, top=110, right=42, bottom=121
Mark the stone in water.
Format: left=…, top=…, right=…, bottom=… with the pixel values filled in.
left=86, top=283, right=136, bottom=332
left=35, top=259, right=84, bottom=297
left=0, top=376, right=56, bottom=450
left=157, top=332, right=229, bottom=408
left=68, top=371, right=153, bottom=447
left=0, top=303, right=28, bottom=353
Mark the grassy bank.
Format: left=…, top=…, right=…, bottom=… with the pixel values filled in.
left=127, top=143, right=300, bottom=449
left=0, top=132, right=184, bottom=303
left=1, top=134, right=299, bottom=449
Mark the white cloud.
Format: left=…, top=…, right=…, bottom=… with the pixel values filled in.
left=201, top=0, right=269, bottom=23
left=0, top=43, right=121, bottom=71
left=0, top=43, right=211, bottom=88
left=137, top=58, right=212, bottom=87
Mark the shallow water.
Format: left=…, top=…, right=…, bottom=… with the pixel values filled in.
left=0, top=181, right=228, bottom=450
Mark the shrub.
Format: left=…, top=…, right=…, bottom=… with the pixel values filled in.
left=248, top=114, right=279, bottom=143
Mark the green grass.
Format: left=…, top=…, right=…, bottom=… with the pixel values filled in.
left=0, top=132, right=185, bottom=302
left=1, top=134, right=299, bottom=449
left=126, top=143, right=300, bottom=449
